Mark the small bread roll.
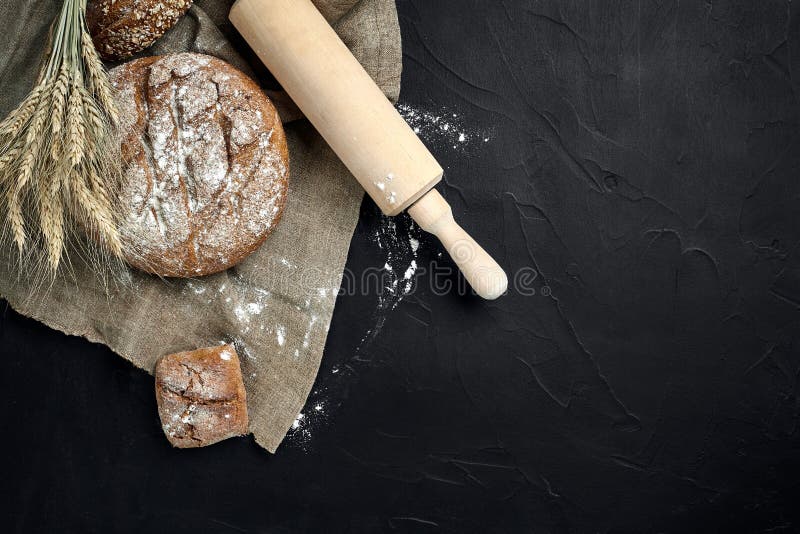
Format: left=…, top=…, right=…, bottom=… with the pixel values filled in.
left=155, top=344, right=249, bottom=448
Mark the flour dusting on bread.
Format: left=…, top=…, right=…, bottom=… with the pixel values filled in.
left=110, top=53, right=289, bottom=277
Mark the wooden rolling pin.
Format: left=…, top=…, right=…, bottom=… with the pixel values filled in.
left=230, top=0, right=508, bottom=299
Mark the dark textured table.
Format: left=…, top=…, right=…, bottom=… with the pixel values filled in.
left=3, top=1, right=800, bottom=532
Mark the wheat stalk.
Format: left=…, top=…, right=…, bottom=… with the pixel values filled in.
left=0, top=0, right=122, bottom=274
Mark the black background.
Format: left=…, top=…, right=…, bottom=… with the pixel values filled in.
left=3, top=0, right=800, bottom=532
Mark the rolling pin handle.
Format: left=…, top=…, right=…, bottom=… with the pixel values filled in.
left=408, top=190, right=508, bottom=300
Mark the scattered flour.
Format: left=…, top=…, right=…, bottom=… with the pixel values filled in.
left=286, top=387, right=331, bottom=450
left=396, top=103, right=493, bottom=152
left=376, top=215, right=421, bottom=310
left=177, top=264, right=335, bottom=366
left=246, top=302, right=264, bottom=315
left=404, top=261, right=417, bottom=281
left=291, top=412, right=304, bottom=430
left=354, top=214, right=423, bottom=354
left=276, top=325, right=286, bottom=347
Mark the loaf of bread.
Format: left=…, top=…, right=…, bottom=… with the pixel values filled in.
left=87, top=0, right=193, bottom=61
left=155, top=344, right=249, bottom=448
left=109, top=53, right=289, bottom=277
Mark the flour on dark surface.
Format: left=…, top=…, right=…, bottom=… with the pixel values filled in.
left=396, top=102, right=493, bottom=152
left=287, top=103, right=494, bottom=448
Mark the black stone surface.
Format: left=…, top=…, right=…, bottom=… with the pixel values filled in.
left=2, top=0, right=800, bottom=532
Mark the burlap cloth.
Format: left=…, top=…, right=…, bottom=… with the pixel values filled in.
left=0, top=0, right=401, bottom=453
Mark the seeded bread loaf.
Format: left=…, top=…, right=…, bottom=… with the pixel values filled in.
left=109, top=53, right=289, bottom=277
left=87, top=0, right=193, bottom=61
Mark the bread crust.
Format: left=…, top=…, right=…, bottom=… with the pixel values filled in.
left=87, top=0, right=193, bottom=61
left=110, top=53, right=289, bottom=278
left=155, top=344, right=249, bottom=448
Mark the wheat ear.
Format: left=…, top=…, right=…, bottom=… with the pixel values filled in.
left=39, top=169, right=65, bottom=270
left=76, top=168, right=122, bottom=257
left=9, top=97, right=50, bottom=252
left=82, top=32, right=118, bottom=124
left=65, top=76, right=86, bottom=169
left=0, top=84, right=45, bottom=138
left=50, top=66, right=70, bottom=143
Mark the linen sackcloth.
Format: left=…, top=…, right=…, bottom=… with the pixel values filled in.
left=0, top=0, right=401, bottom=452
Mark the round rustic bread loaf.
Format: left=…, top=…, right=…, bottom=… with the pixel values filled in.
left=87, top=0, right=193, bottom=61
left=109, top=53, right=289, bottom=277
